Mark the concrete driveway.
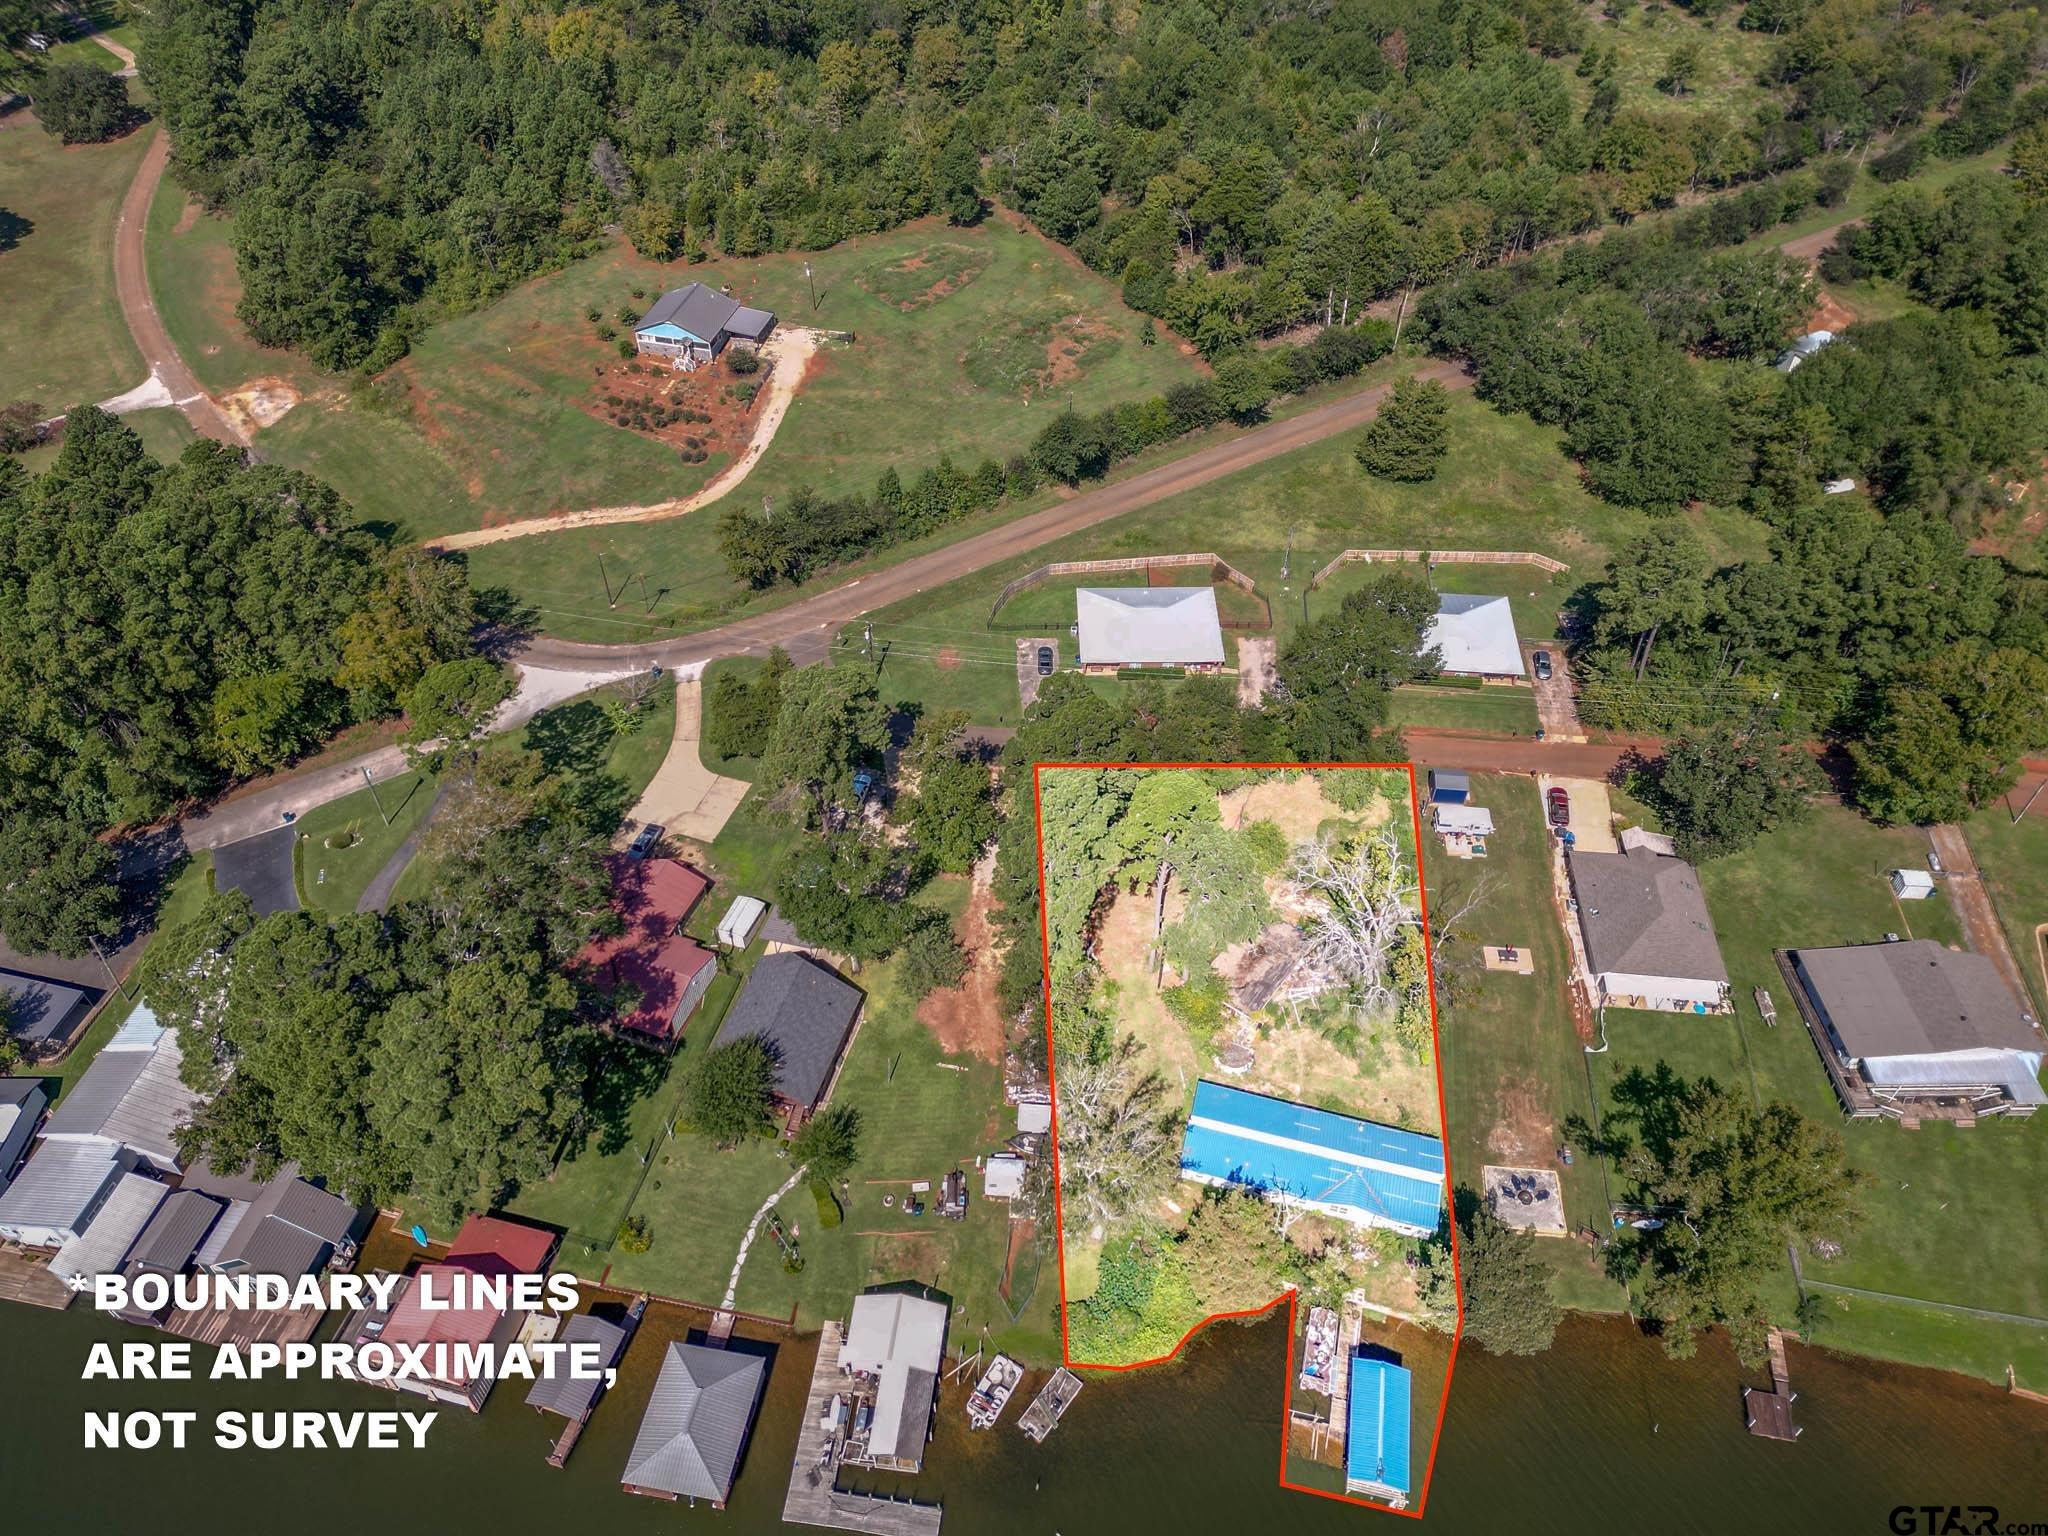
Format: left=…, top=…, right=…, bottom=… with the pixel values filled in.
left=1537, top=775, right=1618, bottom=852
left=1017, top=638, right=1059, bottom=711
left=628, top=676, right=750, bottom=845
left=212, top=824, right=301, bottom=917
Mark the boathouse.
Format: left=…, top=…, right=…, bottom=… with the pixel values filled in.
left=621, top=1340, right=767, bottom=1506
left=1343, top=1354, right=1413, bottom=1508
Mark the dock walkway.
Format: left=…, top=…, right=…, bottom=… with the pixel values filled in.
left=783, top=1321, right=944, bottom=1536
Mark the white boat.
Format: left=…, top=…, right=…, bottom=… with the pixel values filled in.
left=966, top=1354, right=1024, bottom=1429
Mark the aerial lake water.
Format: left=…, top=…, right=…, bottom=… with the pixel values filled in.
left=3, top=1302, right=2043, bottom=1532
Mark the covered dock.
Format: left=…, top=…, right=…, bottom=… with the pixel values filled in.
left=783, top=1321, right=944, bottom=1536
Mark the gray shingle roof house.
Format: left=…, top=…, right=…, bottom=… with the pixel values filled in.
left=1567, top=844, right=1730, bottom=1013
left=0, top=966, right=93, bottom=1053
left=0, top=1077, right=49, bottom=1193
left=526, top=1311, right=630, bottom=1422
left=620, top=1342, right=767, bottom=1506
left=711, top=953, right=863, bottom=1113
left=177, top=1160, right=362, bottom=1276
left=0, top=1138, right=134, bottom=1247
left=1075, top=587, right=1225, bottom=671
left=633, top=282, right=776, bottom=367
left=1789, top=939, right=2046, bottom=1116
left=40, top=1009, right=203, bottom=1171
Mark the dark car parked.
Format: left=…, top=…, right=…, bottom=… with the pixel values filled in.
left=1533, top=650, right=1553, bottom=681
left=1547, top=786, right=1571, bottom=828
left=1036, top=645, right=1055, bottom=676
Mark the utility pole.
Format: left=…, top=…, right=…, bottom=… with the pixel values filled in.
left=362, top=766, right=390, bottom=827
left=861, top=622, right=874, bottom=657
left=87, top=934, right=130, bottom=1000
left=597, top=550, right=617, bottom=607
left=805, top=261, right=818, bottom=312
left=1281, top=524, right=1295, bottom=581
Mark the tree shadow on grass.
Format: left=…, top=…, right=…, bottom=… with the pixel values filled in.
left=0, top=208, right=32, bottom=254
left=525, top=699, right=613, bottom=778
left=578, top=1030, right=676, bottom=1158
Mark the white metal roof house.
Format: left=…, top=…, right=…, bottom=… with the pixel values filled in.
left=632, top=282, right=776, bottom=368
left=1774, top=329, right=1834, bottom=372
left=1789, top=940, right=2045, bottom=1119
left=1074, top=587, right=1225, bottom=672
left=47, top=1170, right=167, bottom=1287
left=1423, top=593, right=1526, bottom=679
left=0, top=1138, right=134, bottom=1248
left=40, top=1007, right=204, bottom=1172
left=840, top=1289, right=949, bottom=1472
left=1567, top=844, right=1731, bottom=1013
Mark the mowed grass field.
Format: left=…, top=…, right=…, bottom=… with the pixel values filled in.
left=1580, top=804, right=2048, bottom=1383
left=1431, top=774, right=1624, bottom=1313
left=842, top=394, right=1770, bottom=726
left=143, top=191, right=1199, bottom=567
left=0, top=112, right=151, bottom=411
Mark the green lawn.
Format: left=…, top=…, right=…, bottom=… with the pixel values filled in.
left=1962, top=802, right=2048, bottom=1018
left=842, top=394, right=1771, bottom=726
left=1576, top=802, right=2048, bottom=1383
left=1432, top=774, right=1625, bottom=1313
left=0, top=114, right=151, bottom=411
left=292, top=772, right=438, bottom=916
left=1386, top=683, right=1541, bottom=736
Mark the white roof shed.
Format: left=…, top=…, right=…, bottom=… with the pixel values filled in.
left=718, top=895, right=767, bottom=949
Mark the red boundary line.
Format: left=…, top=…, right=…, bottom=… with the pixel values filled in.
left=1032, top=761, right=1464, bottom=1520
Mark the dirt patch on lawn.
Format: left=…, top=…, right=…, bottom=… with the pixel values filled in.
left=1042, top=314, right=1122, bottom=389
left=1092, top=884, right=1201, bottom=1095
left=1806, top=289, right=1857, bottom=333
left=172, top=197, right=201, bottom=236
left=1219, top=773, right=1380, bottom=843
left=219, top=377, right=300, bottom=433
left=1243, top=1021, right=1441, bottom=1134
left=858, top=243, right=993, bottom=312
left=917, top=861, right=1005, bottom=1064
left=582, top=350, right=762, bottom=463
left=1486, top=1075, right=1555, bottom=1164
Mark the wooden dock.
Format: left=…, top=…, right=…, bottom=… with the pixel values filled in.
left=545, top=1414, right=587, bottom=1468
left=1324, top=1301, right=1366, bottom=1458
left=1743, top=1327, right=1802, bottom=1441
left=1017, top=1368, right=1082, bottom=1442
left=783, top=1320, right=944, bottom=1536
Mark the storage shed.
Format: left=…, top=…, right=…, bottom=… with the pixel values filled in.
left=718, top=895, right=768, bottom=949
left=1889, top=869, right=1936, bottom=901
left=1426, top=770, right=1470, bottom=805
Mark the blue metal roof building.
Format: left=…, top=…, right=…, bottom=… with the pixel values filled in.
left=1178, top=1080, right=1445, bottom=1236
left=1344, top=1354, right=1413, bottom=1507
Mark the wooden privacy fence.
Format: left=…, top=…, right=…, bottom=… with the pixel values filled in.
left=1308, top=548, right=1570, bottom=589
left=987, top=552, right=1271, bottom=631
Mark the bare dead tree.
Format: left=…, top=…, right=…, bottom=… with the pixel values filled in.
left=1054, top=1036, right=1181, bottom=1231
left=1287, top=827, right=1422, bottom=1016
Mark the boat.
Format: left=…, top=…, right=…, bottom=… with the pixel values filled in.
left=966, top=1354, right=1024, bottom=1428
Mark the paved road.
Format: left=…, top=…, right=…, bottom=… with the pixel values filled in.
left=111, top=130, right=247, bottom=446
left=518, top=361, right=1473, bottom=673
left=210, top=823, right=300, bottom=917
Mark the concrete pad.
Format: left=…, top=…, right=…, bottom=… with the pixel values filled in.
left=1539, top=775, right=1618, bottom=853
left=628, top=676, right=751, bottom=845
left=1483, top=1165, right=1566, bottom=1235
left=1236, top=635, right=1275, bottom=707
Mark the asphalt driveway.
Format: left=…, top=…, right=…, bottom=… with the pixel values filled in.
left=211, top=823, right=301, bottom=917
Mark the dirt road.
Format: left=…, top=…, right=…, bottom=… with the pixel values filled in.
left=515, top=360, right=1473, bottom=673
left=111, top=130, right=247, bottom=446
left=1927, top=824, right=2036, bottom=1009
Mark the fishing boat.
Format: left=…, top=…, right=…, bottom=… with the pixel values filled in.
left=966, top=1354, right=1024, bottom=1429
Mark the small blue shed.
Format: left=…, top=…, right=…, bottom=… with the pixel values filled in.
left=1426, top=769, right=1470, bottom=805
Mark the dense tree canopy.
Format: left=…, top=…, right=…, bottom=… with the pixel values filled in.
left=0, top=412, right=480, bottom=952
left=135, top=0, right=2029, bottom=370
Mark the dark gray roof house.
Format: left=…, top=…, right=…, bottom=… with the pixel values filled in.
left=620, top=1342, right=767, bottom=1505
left=632, top=282, right=776, bottom=364
left=526, top=1312, right=630, bottom=1422
left=0, top=967, right=93, bottom=1051
left=179, top=1160, right=362, bottom=1276
left=1567, top=843, right=1730, bottom=1012
left=711, top=953, right=863, bottom=1112
left=127, top=1188, right=229, bottom=1274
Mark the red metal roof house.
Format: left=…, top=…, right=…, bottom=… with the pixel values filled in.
left=570, top=856, right=719, bottom=1043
